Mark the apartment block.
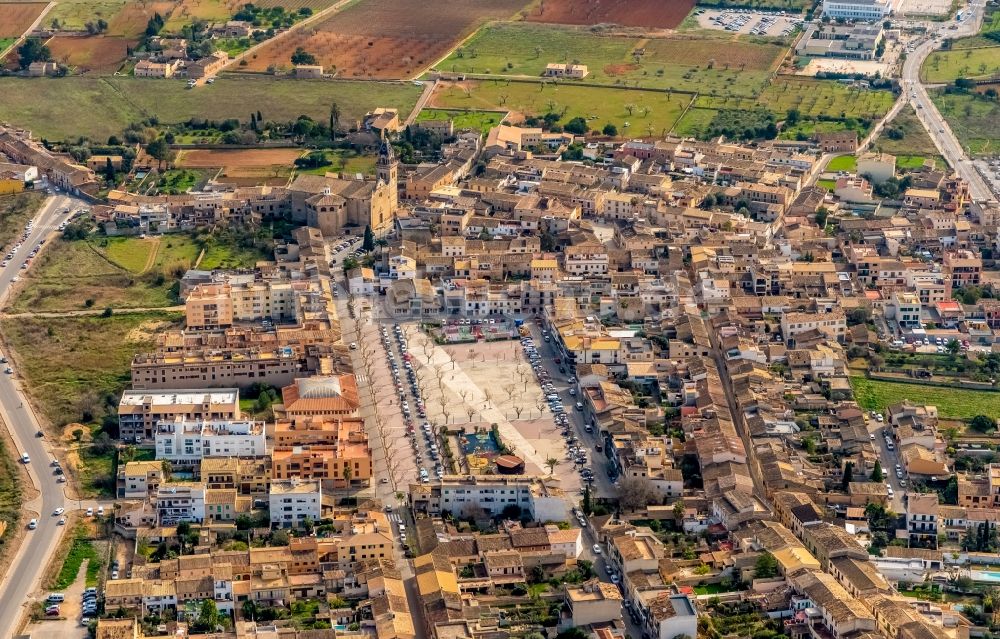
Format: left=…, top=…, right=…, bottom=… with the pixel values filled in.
left=118, top=389, right=240, bottom=442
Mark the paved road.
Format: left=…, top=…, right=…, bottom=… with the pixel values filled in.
left=0, top=193, right=80, bottom=639
left=902, top=0, right=995, bottom=202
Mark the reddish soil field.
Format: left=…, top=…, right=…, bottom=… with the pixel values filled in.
left=176, top=148, right=303, bottom=167
left=46, top=35, right=135, bottom=74
left=107, top=1, right=179, bottom=37
left=241, top=0, right=529, bottom=78
left=526, top=0, right=695, bottom=29
left=0, top=2, right=47, bottom=38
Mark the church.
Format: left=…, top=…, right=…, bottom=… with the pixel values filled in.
left=285, top=137, right=399, bottom=237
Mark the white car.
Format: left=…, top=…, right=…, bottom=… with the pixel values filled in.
left=592, top=544, right=602, bottom=554
left=53, top=508, right=64, bottom=516
left=86, top=507, right=93, bottom=517
left=28, top=518, right=37, bottom=529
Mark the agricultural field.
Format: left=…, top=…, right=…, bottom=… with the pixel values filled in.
left=46, top=0, right=127, bottom=31
left=931, top=89, right=1000, bottom=155
left=0, top=75, right=422, bottom=141
left=0, top=2, right=46, bottom=38
left=107, top=0, right=178, bottom=38
left=176, top=147, right=303, bottom=186
left=921, top=45, right=1000, bottom=83
left=524, top=0, right=695, bottom=29
left=696, top=77, right=896, bottom=120
left=671, top=106, right=718, bottom=138
left=0, top=311, right=184, bottom=428
left=239, top=0, right=528, bottom=78
left=437, top=23, right=785, bottom=96
left=176, top=147, right=304, bottom=168
left=851, top=376, right=1000, bottom=420
left=163, top=0, right=242, bottom=30
left=873, top=105, right=944, bottom=168
left=430, top=79, right=693, bottom=137
left=415, top=108, right=506, bottom=133
left=46, top=35, right=134, bottom=74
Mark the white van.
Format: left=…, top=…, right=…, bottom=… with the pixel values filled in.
left=47, top=593, right=65, bottom=603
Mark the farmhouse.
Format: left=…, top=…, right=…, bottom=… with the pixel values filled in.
left=294, top=65, right=325, bottom=79
left=544, top=63, right=589, bottom=79
left=184, top=51, right=229, bottom=80
left=27, top=61, right=58, bottom=77
left=134, top=59, right=182, bottom=78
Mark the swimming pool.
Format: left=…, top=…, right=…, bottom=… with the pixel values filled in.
left=972, top=571, right=1000, bottom=583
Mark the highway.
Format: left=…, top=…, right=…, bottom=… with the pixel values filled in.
left=0, top=193, right=81, bottom=639
left=902, top=0, right=995, bottom=202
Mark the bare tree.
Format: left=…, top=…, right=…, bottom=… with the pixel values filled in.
left=616, top=477, right=660, bottom=512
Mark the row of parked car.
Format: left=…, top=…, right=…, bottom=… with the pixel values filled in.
left=45, top=587, right=98, bottom=622
left=381, top=324, right=445, bottom=483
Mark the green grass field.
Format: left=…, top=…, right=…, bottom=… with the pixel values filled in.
left=438, top=22, right=786, bottom=96
left=0, top=311, right=184, bottom=427
left=851, top=376, right=1000, bottom=420
left=931, top=89, right=1000, bottom=155
left=416, top=108, right=506, bottom=133
left=698, top=77, right=896, bottom=120
left=895, top=155, right=932, bottom=169
left=827, top=155, right=857, bottom=171
left=921, top=46, right=1000, bottom=83
left=52, top=528, right=101, bottom=589
left=0, top=75, right=422, bottom=141
left=432, top=79, right=693, bottom=137
left=873, top=105, right=944, bottom=167
left=46, top=0, right=126, bottom=30
left=671, top=107, right=717, bottom=138
left=9, top=238, right=178, bottom=313
left=299, top=149, right=377, bottom=176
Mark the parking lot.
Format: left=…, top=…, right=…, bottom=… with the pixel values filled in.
left=694, top=8, right=803, bottom=36
left=973, top=156, right=1000, bottom=201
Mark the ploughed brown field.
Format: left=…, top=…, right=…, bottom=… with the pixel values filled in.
left=0, top=2, right=47, bottom=38
left=107, top=1, right=179, bottom=37
left=239, top=0, right=529, bottom=78
left=46, top=35, right=135, bottom=74
left=526, top=0, right=696, bottom=29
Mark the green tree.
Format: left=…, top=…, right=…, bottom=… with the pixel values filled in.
left=329, top=101, right=341, bottom=140
left=947, top=339, right=960, bottom=356
left=842, top=461, right=854, bottom=491
left=582, top=484, right=592, bottom=516
left=563, top=117, right=588, bottom=135
left=970, top=415, right=997, bottom=433
left=290, top=47, right=316, bottom=65
left=146, top=138, right=171, bottom=169
left=198, top=598, right=220, bottom=630
left=17, top=38, right=51, bottom=70
left=871, top=460, right=883, bottom=482
left=755, top=552, right=779, bottom=579
left=602, top=123, right=618, bottom=136
left=362, top=224, right=375, bottom=252
left=104, top=157, right=116, bottom=183
left=815, top=206, right=829, bottom=229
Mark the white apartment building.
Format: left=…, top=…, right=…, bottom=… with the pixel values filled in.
left=118, top=389, right=241, bottom=442
left=822, top=0, right=891, bottom=21
left=269, top=479, right=322, bottom=527
left=155, top=417, right=267, bottom=465
left=564, top=243, right=609, bottom=276
left=410, top=476, right=571, bottom=522
left=156, top=483, right=206, bottom=525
